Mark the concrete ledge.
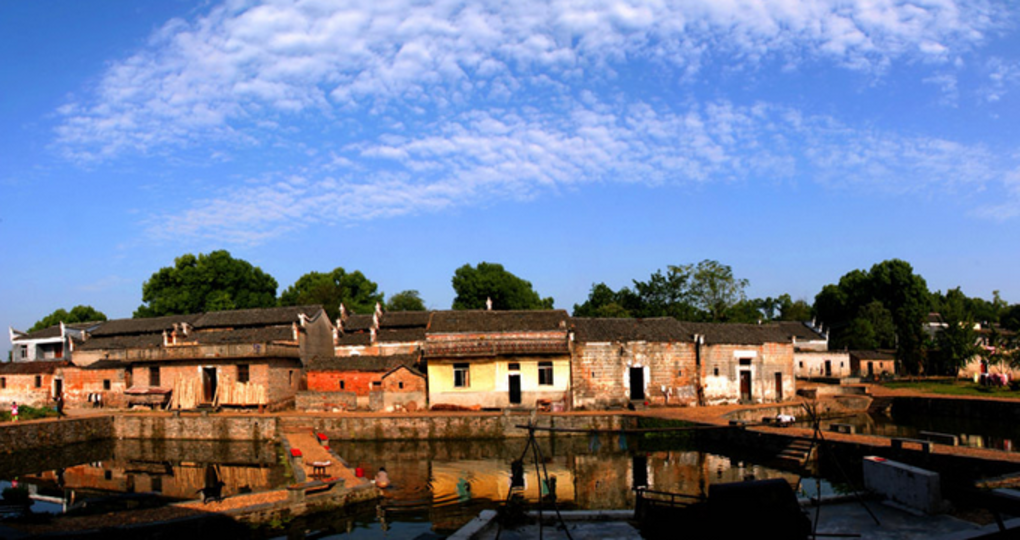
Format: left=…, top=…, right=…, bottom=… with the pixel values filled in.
left=863, top=456, right=943, bottom=514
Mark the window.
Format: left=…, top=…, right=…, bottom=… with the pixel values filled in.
left=339, top=380, right=345, bottom=390
left=538, top=361, right=554, bottom=386
left=0, top=377, right=5, bottom=389
left=103, top=379, right=111, bottom=391
left=288, top=370, right=294, bottom=386
left=508, top=363, right=520, bottom=371
left=19, top=347, right=26, bottom=359
left=150, top=366, right=161, bottom=387
left=372, top=381, right=382, bottom=387
left=398, top=382, right=404, bottom=389
left=799, top=361, right=804, bottom=368
left=713, top=367, right=719, bottom=377
left=237, top=364, right=250, bottom=384
left=35, top=375, right=41, bottom=388
left=739, top=358, right=752, bottom=366
left=454, top=363, right=470, bottom=388
left=677, top=369, right=682, bottom=376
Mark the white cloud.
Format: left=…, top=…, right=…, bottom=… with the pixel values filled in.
left=150, top=97, right=1013, bottom=243
left=54, top=0, right=1005, bottom=160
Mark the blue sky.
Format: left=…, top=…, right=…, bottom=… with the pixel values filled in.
left=3, top=0, right=1020, bottom=355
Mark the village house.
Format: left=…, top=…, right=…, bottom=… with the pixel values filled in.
left=9, top=321, right=99, bottom=363
left=69, top=305, right=333, bottom=410
left=0, top=360, right=68, bottom=408
left=425, top=310, right=571, bottom=410
left=300, top=353, right=425, bottom=412
left=569, top=318, right=698, bottom=409
left=849, top=350, right=897, bottom=379
left=334, top=305, right=428, bottom=357
left=679, top=322, right=795, bottom=405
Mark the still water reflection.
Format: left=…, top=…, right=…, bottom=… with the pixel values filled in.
left=3, top=436, right=802, bottom=538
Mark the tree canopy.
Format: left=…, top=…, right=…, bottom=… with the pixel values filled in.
left=814, top=259, right=931, bottom=373
left=573, top=260, right=751, bottom=322
left=451, top=262, right=554, bottom=310
left=134, top=251, right=278, bottom=318
left=29, top=305, right=107, bottom=332
left=385, top=290, right=427, bottom=312
left=279, top=267, right=384, bottom=320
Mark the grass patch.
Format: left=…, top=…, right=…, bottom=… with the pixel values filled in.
left=883, top=379, right=1020, bottom=399
left=0, top=405, right=60, bottom=422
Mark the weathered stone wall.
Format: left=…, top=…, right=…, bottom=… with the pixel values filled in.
left=0, top=416, right=113, bottom=453
left=296, top=390, right=357, bottom=411
left=571, top=341, right=697, bottom=409
left=286, top=412, right=625, bottom=440
left=702, top=342, right=795, bottom=405
left=113, top=414, right=278, bottom=441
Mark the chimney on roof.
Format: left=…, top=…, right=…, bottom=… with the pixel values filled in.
left=298, top=313, right=309, bottom=328
left=292, top=322, right=299, bottom=341
left=340, top=303, right=348, bottom=321
left=60, top=321, right=66, bottom=339
left=375, top=302, right=383, bottom=318
left=162, top=330, right=170, bottom=347
left=486, top=297, right=493, bottom=311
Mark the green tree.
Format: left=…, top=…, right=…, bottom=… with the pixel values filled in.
left=135, top=251, right=278, bottom=318
left=688, top=260, right=750, bottom=321
left=1001, top=304, right=1020, bottom=332
left=29, top=305, right=107, bottom=332
left=631, top=267, right=700, bottom=320
left=279, top=267, right=384, bottom=320
left=451, top=262, right=554, bottom=310
left=779, top=296, right=813, bottom=321
left=930, top=288, right=980, bottom=375
left=385, top=290, right=427, bottom=312
left=814, top=259, right=931, bottom=373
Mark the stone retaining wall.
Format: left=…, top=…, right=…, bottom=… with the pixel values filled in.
left=288, top=412, right=627, bottom=440
left=113, top=414, right=278, bottom=441
left=0, top=416, right=113, bottom=453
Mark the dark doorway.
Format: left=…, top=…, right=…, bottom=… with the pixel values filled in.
left=775, top=372, right=783, bottom=402
left=632, top=455, right=648, bottom=488
left=868, top=362, right=874, bottom=377
left=54, top=378, right=63, bottom=399
left=629, top=367, right=645, bottom=401
left=508, top=374, right=522, bottom=405
left=203, top=367, right=218, bottom=403
left=824, top=360, right=832, bottom=377
left=740, top=371, right=752, bottom=402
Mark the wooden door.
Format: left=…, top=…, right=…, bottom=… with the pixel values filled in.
left=775, top=372, right=783, bottom=402
left=203, top=367, right=218, bottom=403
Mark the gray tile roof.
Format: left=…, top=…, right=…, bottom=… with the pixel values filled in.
left=0, top=360, right=69, bottom=375
left=306, top=353, right=419, bottom=372
left=380, top=311, right=430, bottom=328
left=194, top=305, right=323, bottom=328
left=770, top=321, right=826, bottom=342
left=571, top=317, right=687, bottom=343
left=428, top=310, right=569, bottom=334
left=677, top=322, right=792, bottom=345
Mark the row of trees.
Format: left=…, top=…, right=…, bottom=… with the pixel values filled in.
left=24, top=252, right=1020, bottom=378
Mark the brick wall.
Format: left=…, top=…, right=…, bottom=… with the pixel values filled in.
left=61, top=367, right=129, bottom=408
left=0, top=373, right=56, bottom=408
left=296, top=390, right=357, bottom=412
left=571, top=341, right=698, bottom=410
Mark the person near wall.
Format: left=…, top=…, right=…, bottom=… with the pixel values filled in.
left=54, top=394, right=65, bottom=418
left=374, top=467, right=390, bottom=488
left=11, top=401, right=19, bottom=422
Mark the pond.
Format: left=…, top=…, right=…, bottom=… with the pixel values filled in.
left=807, top=410, right=1019, bottom=452
left=1, top=435, right=807, bottom=538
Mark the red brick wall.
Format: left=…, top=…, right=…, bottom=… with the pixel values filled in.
left=307, top=370, right=381, bottom=395
left=0, top=373, right=56, bottom=408
left=60, top=367, right=129, bottom=408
